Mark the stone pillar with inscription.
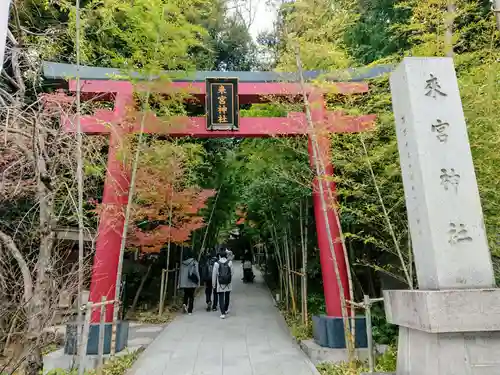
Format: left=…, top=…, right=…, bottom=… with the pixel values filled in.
left=385, top=57, right=500, bottom=375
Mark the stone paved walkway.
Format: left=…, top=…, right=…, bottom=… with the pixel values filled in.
left=127, top=261, right=319, bottom=375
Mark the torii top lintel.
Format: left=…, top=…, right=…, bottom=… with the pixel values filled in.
left=43, top=61, right=385, bottom=137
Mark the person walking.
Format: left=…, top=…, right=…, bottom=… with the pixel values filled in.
left=212, top=250, right=233, bottom=319
left=178, top=250, right=200, bottom=315
left=242, top=249, right=254, bottom=282
left=243, top=248, right=253, bottom=263
left=201, top=250, right=218, bottom=311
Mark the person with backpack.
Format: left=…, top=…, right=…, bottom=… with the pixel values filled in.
left=242, top=249, right=255, bottom=283
left=178, top=250, right=200, bottom=315
left=212, top=250, right=233, bottom=319
left=225, top=248, right=234, bottom=262
left=202, top=250, right=218, bottom=311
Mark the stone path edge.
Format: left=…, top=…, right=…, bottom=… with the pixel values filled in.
left=258, top=267, right=321, bottom=375
left=125, top=296, right=197, bottom=375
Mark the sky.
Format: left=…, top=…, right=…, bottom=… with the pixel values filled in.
left=248, top=0, right=278, bottom=41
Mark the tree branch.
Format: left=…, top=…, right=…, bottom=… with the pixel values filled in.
left=0, top=229, right=33, bottom=303
left=0, top=125, right=32, bottom=138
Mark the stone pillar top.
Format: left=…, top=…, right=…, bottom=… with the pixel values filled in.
left=390, top=57, right=494, bottom=290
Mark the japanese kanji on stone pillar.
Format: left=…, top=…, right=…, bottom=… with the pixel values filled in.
left=385, top=57, right=500, bottom=374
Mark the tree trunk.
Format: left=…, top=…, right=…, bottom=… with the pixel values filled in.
left=21, top=117, right=56, bottom=375
left=127, top=264, right=152, bottom=317
left=445, top=0, right=456, bottom=57
left=495, top=0, right=500, bottom=31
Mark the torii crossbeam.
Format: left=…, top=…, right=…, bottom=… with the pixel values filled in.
left=43, top=62, right=377, bottom=323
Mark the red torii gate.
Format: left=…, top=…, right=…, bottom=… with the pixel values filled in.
left=45, top=63, right=375, bottom=323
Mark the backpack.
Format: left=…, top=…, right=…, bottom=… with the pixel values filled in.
left=188, top=262, right=199, bottom=284
left=217, top=261, right=232, bottom=285
left=201, top=258, right=215, bottom=282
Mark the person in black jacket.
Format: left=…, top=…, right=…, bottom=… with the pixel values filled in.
left=201, top=250, right=218, bottom=311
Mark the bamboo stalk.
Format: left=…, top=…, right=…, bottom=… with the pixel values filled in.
left=97, top=297, right=106, bottom=374
left=364, top=295, right=374, bottom=373
left=271, top=223, right=284, bottom=305
left=408, top=223, right=413, bottom=286
left=127, top=263, right=152, bottom=317
left=282, top=267, right=305, bottom=277
left=284, top=231, right=296, bottom=313
left=198, top=182, right=223, bottom=261
left=360, top=136, right=412, bottom=287
left=299, top=201, right=307, bottom=324
left=290, top=226, right=297, bottom=313
left=282, top=235, right=289, bottom=312
left=77, top=304, right=92, bottom=375
left=304, top=200, right=309, bottom=326
left=163, top=188, right=173, bottom=309
left=111, top=43, right=160, bottom=354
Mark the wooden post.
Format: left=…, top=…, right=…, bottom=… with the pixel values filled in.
left=178, top=247, right=184, bottom=297
left=97, top=297, right=106, bottom=374
left=173, top=262, right=179, bottom=299
left=78, top=303, right=92, bottom=375
left=159, top=269, right=166, bottom=316
left=364, top=295, right=374, bottom=373
left=163, top=247, right=171, bottom=310
left=109, top=299, right=119, bottom=356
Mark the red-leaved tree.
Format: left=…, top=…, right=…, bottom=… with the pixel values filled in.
left=127, top=141, right=215, bottom=253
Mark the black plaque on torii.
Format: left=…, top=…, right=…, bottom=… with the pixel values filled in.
left=205, top=78, right=239, bottom=131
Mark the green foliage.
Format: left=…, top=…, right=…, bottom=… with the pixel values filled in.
left=343, top=0, right=412, bottom=64
left=371, top=304, right=398, bottom=345
left=240, top=103, right=288, bottom=118
left=326, top=75, right=412, bottom=286
left=72, top=0, right=208, bottom=70
left=307, top=292, right=326, bottom=316
left=97, top=350, right=143, bottom=375
left=45, top=349, right=143, bottom=375
left=213, top=16, right=257, bottom=71
left=393, top=0, right=498, bottom=57
left=16, top=0, right=256, bottom=71
left=316, top=346, right=397, bottom=374
left=277, top=0, right=355, bottom=70
left=375, top=345, right=397, bottom=371
left=271, top=0, right=500, bottom=290
left=327, top=53, right=500, bottom=279
left=132, top=310, right=175, bottom=324
left=41, top=343, right=59, bottom=356
left=283, top=312, right=313, bottom=341
left=454, top=54, right=500, bottom=259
